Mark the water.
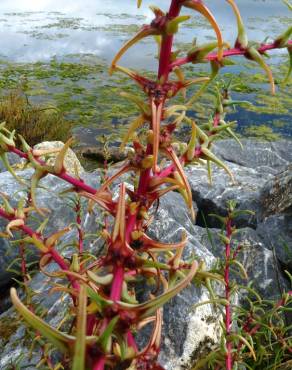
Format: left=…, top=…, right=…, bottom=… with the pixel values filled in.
left=0, top=0, right=291, bottom=140
left=0, top=0, right=289, bottom=66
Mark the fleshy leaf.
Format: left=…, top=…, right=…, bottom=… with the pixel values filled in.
left=54, top=138, right=74, bottom=174
left=246, top=47, right=275, bottom=94
left=120, top=115, right=145, bottom=152
left=201, top=147, right=235, bottom=183
left=166, top=15, right=190, bottom=35
left=0, top=153, right=26, bottom=185
left=141, top=231, right=187, bottom=252
left=183, top=0, right=223, bottom=59
left=72, top=284, right=87, bottom=370
left=112, top=183, right=126, bottom=243
left=151, top=100, right=163, bottom=173
left=99, top=316, right=119, bottom=353
left=11, top=287, right=73, bottom=352
left=6, top=219, right=24, bottom=237
left=110, top=26, right=159, bottom=74
left=117, top=261, right=198, bottom=319
left=227, top=0, right=248, bottom=48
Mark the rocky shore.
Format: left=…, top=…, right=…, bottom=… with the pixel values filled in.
left=0, top=139, right=291, bottom=369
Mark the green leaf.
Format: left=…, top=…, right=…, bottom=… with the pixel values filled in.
left=11, top=288, right=73, bottom=353
left=118, top=261, right=198, bottom=319
left=99, top=316, right=119, bottom=353
left=72, top=284, right=87, bottom=370
left=87, top=287, right=113, bottom=311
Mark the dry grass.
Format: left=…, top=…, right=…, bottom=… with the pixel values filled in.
left=0, top=91, right=72, bottom=146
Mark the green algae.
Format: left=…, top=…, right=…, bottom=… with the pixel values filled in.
left=0, top=315, right=19, bottom=343
left=0, top=50, right=290, bottom=142
left=244, top=125, right=282, bottom=141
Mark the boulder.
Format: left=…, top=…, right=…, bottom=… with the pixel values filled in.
left=257, top=211, right=292, bottom=271
left=0, top=152, right=24, bottom=173
left=185, top=161, right=269, bottom=228
left=185, top=139, right=292, bottom=229
left=213, top=139, right=292, bottom=173
left=259, top=164, right=292, bottom=218
left=33, top=141, right=85, bottom=175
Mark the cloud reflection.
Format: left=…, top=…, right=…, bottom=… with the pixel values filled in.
left=0, top=0, right=289, bottom=65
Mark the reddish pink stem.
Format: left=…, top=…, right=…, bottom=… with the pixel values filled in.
left=110, top=266, right=124, bottom=301
left=126, top=212, right=137, bottom=243
left=225, top=218, right=233, bottom=370
left=93, top=356, right=106, bottom=370
left=158, top=0, right=182, bottom=79
left=75, top=199, right=83, bottom=253
left=127, top=330, right=138, bottom=352
left=9, top=147, right=100, bottom=196
left=169, top=40, right=292, bottom=71
left=0, top=208, right=80, bottom=291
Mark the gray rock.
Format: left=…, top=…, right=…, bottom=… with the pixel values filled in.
left=213, top=139, right=292, bottom=173
left=0, top=152, right=24, bottom=173
left=33, top=141, right=85, bottom=175
left=185, top=139, right=292, bottom=229
left=185, top=161, right=271, bottom=228
left=259, top=164, right=292, bottom=219
left=257, top=211, right=292, bottom=271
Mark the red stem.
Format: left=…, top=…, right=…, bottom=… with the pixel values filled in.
left=158, top=0, right=182, bottom=79
left=225, top=218, right=233, bottom=370
left=169, top=40, right=292, bottom=71
left=10, top=147, right=99, bottom=195
left=93, top=356, right=106, bottom=370
left=127, top=331, right=138, bottom=352
left=0, top=208, right=80, bottom=291
left=75, top=199, right=84, bottom=253
left=110, top=265, right=124, bottom=301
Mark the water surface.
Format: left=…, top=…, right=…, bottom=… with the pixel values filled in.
left=0, top=0, right=291, bottom=141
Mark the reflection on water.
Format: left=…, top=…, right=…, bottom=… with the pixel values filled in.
left=0, top=0, right=291, bottom=139
left=0, top=0, right=290, bottom=66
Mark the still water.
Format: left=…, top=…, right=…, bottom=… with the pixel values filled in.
left=0, top=0, right=289, bottom=65
left=0, top=0, right=291, bottom=139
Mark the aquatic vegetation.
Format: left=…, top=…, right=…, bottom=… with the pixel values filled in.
left=0, top=90, right=72, bottom=146
left=244, top=125, right=282, bottom=141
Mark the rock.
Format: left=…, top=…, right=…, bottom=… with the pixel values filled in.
left=213, top=139, right=292, bottom=173
left=259, top=164, right=292, bottom=218
left=77, top=144, right=131, bottom=163
left=159, top=286, right=221, bottom=370
left=33, top=141, right=85, bottom=175
left=0, top=152, right=24, bottom=173
left=257, top=211, right=292, bottom=271
left=185, top=161, right=270, bottom=228
left=185, top=139, right=292, bottom=229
